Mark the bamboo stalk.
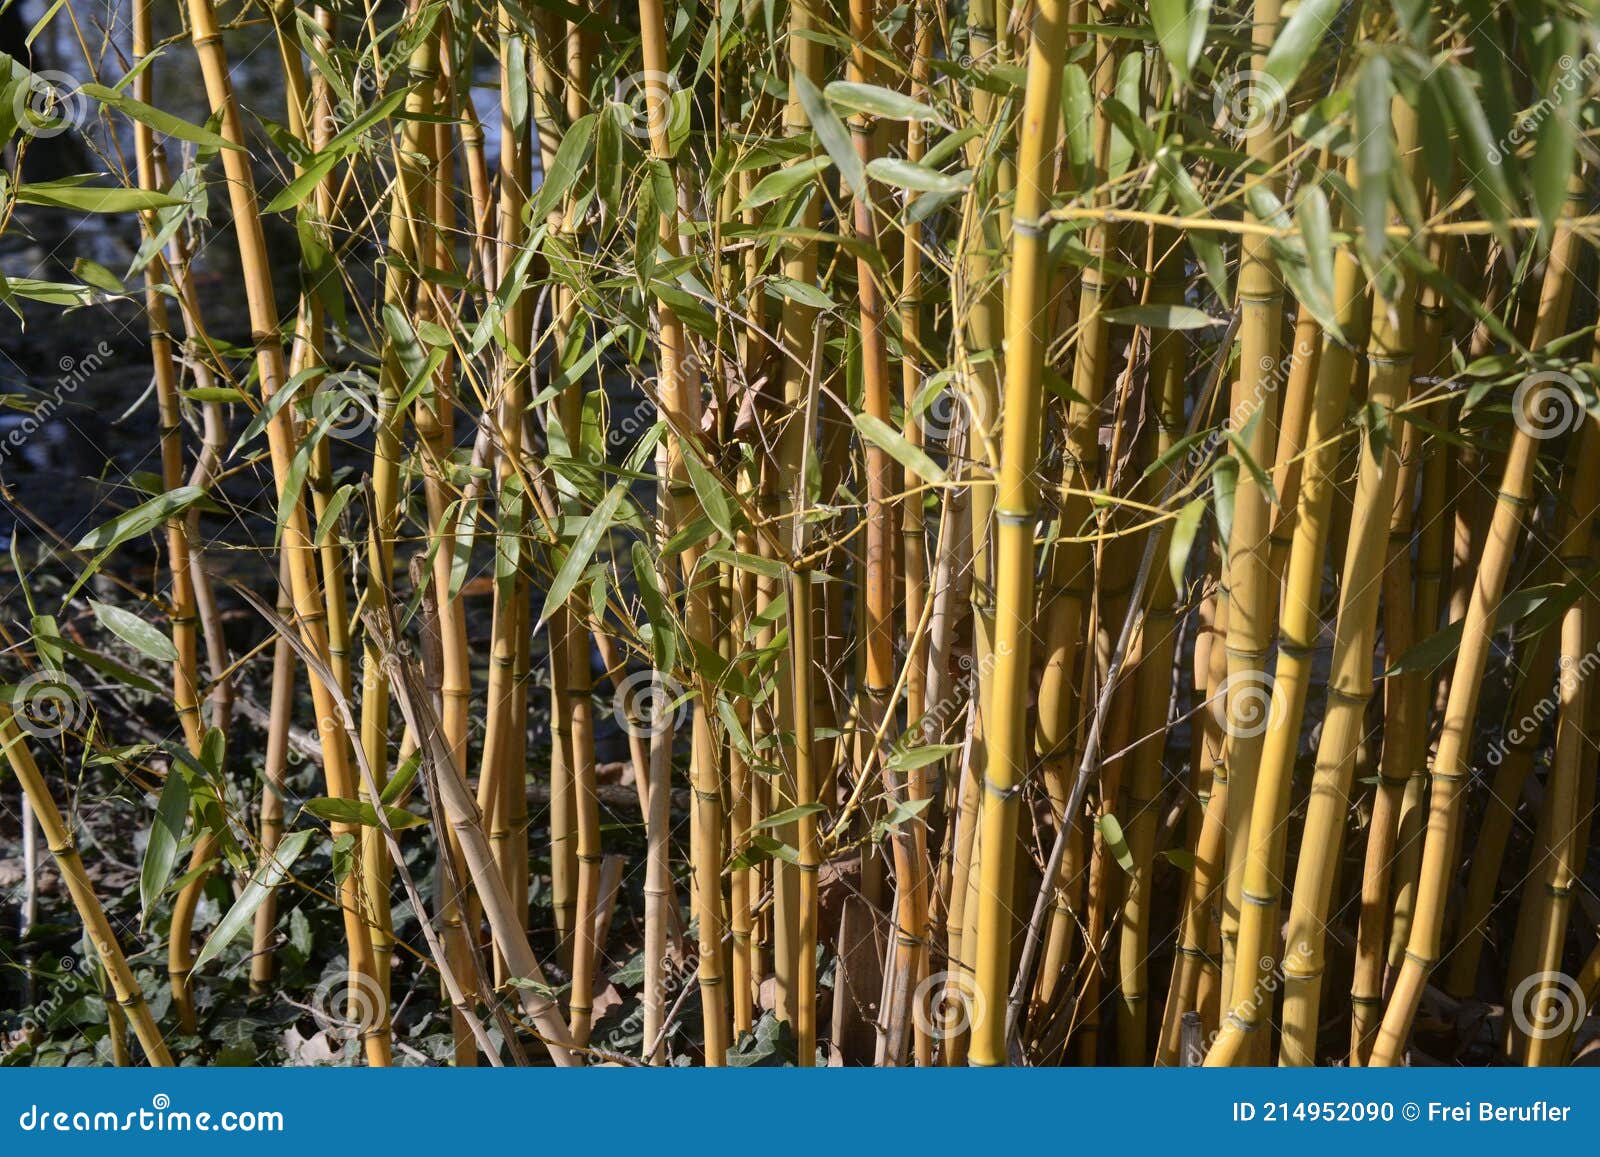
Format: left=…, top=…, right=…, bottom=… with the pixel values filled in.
left=251, top=555, right=297, bottom=993
left=1521, top=429, right=1599, bottom=1065
left=379, top=630, right=578, bottom=1065
left=1217, top=0, right=1286, bottom=1021
left=637, top=0, right=730, bottom=1064
left=1117, top=228, right=1190, bottom=1064
left=1275, top=103, right=1422, bottom=1064
left=1, top=712, right=172, bottom=1065
left=968, top=0, right=1068, bottom=1067
left=130, top=0, right=209, bottom=1036
left=769, top=0, right=825, bottom=1048
left=181, top=0, right=390, bottom=1066
left=1370, top=179, right=1590, bottom=1066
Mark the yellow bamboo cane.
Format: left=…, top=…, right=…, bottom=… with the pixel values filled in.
left=968, top=0, right=1068, bottom=1067
left=2, top=712, right=172, bottom=1064
left=181, top=0, right=390, bottom=1065
left=1370, top=178, right=1590, bottom=1066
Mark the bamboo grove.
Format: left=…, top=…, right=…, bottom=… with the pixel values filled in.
left=2, top=0, right=1600, bottom=1068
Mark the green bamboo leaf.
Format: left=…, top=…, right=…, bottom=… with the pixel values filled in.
left=1149, top=0, right=1209, bottom=85
left=1461, top=0, right=1516, bottom=155
left=70, top=257, right=126, bottom=294
left=703, top=547, right=786, bottom=580
left=864, top=157, right=971, bottom=195
left=201, top=726, right=226, bottom=779
left=78, top=83, right=239, bottom=150
left=1295, top=185, right=1336, bottom=323
left=263, top=152, right=344, bottom=214
left=853, top=411, right=948, bottom=485
left=229, top=364, right=322, bottom=457
left=1247, top=182, right=1343, bottom=343
left=1099, top=813, right=1135, bottom=874
left=1530, top=23, right=1580, bottom=239
left=1222, top=427, right=1278, bottom=506
left=887, top=743, right=960, bottom=770
left=739, top=156, right=833, bottom=210
left=192, top=829, right=314, bottom=973
left=1106, top=55, right=1146, bottom=180
left=1355, top=55, right=1393, bottom=266
left=1154, top=150, right=1228, bottom=299
left=1212, top=456, right=1237, bottom=550
left=1416, top=74, right=1454, bottom=201
left=684, top=451, right=738, bottom=542
left=767, top=276, right=836, bottom=310
left=1262, top=0, right=1343, bottom=100
left=754, top=802, right=827, bottom=830
left=89, top=600, right=178, bottom=664
left=1385, top=582, right=1580, bottom=676
left=1061, top=65, right=1093, bottom=185
left=274, top=423, right=322, bottom=549
left=263, top=88, right=411, bottom=213
left=53, top=637, right=162, bottom=695
left=796, top=72, right=866, bottom=199
left=824, top=81, right=942, bottom=124
left=139, top=768, right=191, bottom=926
left=1101, top=304, right=1219, bottom=330
left=538, top=480, right=628, bottom=628
left=0, top=275, right=94, bottom=307
left=532, top=111, right=597, bottom=219
left=728, top=833, right=800, bottom=870
left=69, top=486, right=207, bottom=601
left=1168, top=498, right=1206, bottom=593
left=1435, top=63, right=1517, bottom=248
left=314, top=483, right=356, bottom=546
left=381, top=750, right=423, bottom=806
left=301, top=796, right=428, bottom=830
left=14, top=181, right=179, bottom=212
left=633, top=542, right=678, bottom=672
